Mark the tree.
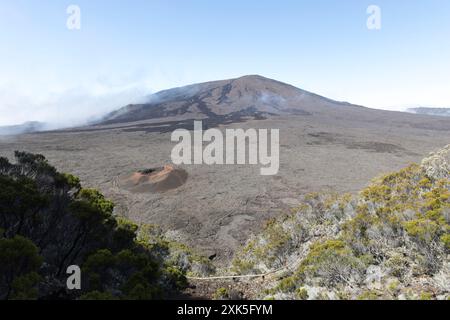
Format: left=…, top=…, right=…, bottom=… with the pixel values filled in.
left=0, top=235, right=42, bottom=299
left=0, top=152, right=187, bottom=300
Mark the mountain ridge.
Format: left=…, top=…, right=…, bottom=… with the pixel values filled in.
left=100, top=75, right=361, bottom=126
left=408, top=107, right=450, bottom=117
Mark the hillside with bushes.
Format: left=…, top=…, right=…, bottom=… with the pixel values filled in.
left=232, top=146, right=450, bottom=300
left=2, top=146, right=449, bottom=300
left=0, top=152, right=212, bottom=300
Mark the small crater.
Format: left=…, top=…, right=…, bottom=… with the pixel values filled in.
left=119, top=165, right=188, bottom=193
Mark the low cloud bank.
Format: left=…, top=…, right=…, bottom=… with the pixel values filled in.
left=0, top=82, right=151, bottom=134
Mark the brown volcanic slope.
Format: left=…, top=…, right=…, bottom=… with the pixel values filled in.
left=88, top=74, right=450, bottom=133
left=1, top=75, right=450, bottom=262
left=119, top=165, right=188, bottom=193
left=98, top=75, right=355, bottom=130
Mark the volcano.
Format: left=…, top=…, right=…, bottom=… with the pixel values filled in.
left=119, top=165, right=188, bottom=193
left=94, top=75, right=450, bottom=134
left=98, top=75, right=356, bottom=129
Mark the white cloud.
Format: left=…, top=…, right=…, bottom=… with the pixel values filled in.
left=0, top=78, right=152, bottom=128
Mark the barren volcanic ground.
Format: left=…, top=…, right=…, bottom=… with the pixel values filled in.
left=1, top=76, right=449, bottom=262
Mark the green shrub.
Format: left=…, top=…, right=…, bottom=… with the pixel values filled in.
left=296, top=287, right=309, bottom=300
left=385, top=253, right=408, bottom=278
left=441, top=233, right=450, bottom=250
left=357, top=290, right=381, bottom=300
left=79, top=291, right=118, bottom=300
left=213, top=287, right=229, bottom=300
left=419, top=291, right=433, bottom=300
left=298, top=240, right=364, bottom=288
left=0, top=235, right=43, bottom=300
left=275, top=276, right=297, bottom=293
left=404, top=219, right=440, bottom=243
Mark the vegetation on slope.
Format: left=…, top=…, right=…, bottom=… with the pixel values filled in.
left=2, top=145, right=450, bottom=300
left=0, top=151, right=212, bottom=300
left=232, top=147, right=450, bottom=300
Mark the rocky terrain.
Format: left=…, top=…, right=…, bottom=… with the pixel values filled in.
left=1, top=75, right=449, bottom=264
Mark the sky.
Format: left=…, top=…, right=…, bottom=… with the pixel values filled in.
left=0, top=0, right=450, bottom=126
